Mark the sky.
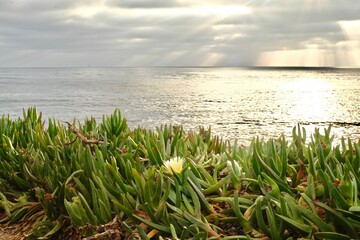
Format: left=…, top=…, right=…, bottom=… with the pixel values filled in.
left=0, top=0, right=359, bottom=67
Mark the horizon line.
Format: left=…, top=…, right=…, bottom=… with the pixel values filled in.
left=0, top=65, right=359, bottom=70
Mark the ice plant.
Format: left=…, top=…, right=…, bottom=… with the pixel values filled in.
left=164, top=157, right=184, bottom=175
left=1, top=108, right=360, bottom=239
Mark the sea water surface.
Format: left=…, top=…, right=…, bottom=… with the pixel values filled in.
left=0, top=67, right=359, bottom=145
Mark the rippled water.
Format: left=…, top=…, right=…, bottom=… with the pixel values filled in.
left=0, top=67, right=359, bottom=145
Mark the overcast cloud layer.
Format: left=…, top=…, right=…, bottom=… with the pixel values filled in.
left=0, top=0, right=359, bottom=67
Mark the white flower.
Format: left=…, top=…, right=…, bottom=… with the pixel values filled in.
left=164, top=157, right=184, bottom=175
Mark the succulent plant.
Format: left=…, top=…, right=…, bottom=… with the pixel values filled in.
left=0, top=108, right=359, bottom=239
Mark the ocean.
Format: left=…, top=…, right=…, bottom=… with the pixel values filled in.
left=0, top=67, right=359, bottom=145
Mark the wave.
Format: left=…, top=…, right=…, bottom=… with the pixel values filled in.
left=300, top=121, right=360, bottom=127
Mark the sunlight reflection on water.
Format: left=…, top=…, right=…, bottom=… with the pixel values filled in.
left=284, top=77, right=335, bottom=122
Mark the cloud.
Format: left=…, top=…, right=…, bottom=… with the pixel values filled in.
left=0, top=0, right=359, bottom=67
left=106, top=0, right=184, bottom=8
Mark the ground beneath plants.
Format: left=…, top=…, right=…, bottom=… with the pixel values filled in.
left=0, top=223, right=28, bottom=240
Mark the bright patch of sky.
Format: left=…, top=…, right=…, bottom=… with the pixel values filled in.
left=0, top=0, right=359, bottom=67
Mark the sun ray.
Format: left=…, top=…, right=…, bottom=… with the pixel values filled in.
left=337, top=20, right=360, bottom=67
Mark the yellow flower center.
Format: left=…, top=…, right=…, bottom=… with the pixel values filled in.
left=164, top=157, right=184, bottom=175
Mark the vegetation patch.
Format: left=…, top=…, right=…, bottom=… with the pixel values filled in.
left=0, top=108, right=359, bottom=239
